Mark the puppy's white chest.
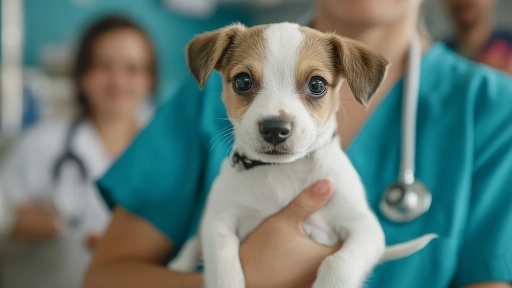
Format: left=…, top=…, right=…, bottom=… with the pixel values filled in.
left=235, top=208, right=339, bottom=247
left=207, top=145, right=347, bottom=246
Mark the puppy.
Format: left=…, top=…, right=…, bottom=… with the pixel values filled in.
left=170, top=22, right=437, bottom=288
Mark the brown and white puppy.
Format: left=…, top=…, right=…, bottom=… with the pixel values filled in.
left=169, top=22, right=436, bottom=288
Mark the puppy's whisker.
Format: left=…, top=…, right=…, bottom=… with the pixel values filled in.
left=210, top=127, right=234, bottom=145
left=210, top=133, right=230, bottom=150
left=215, top=132, right=235, bottom=151
left=226, top=138, right=237, bottom=156
left=209, top=126, right=234, bottom=143
left=210, top=131, right=235, bottom=151
left=223, top=138, right=235, bottom=156
left=210, top=132, right=234, bottom=147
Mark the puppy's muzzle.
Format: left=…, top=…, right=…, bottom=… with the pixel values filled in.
left=259, top=117, right=292, bottom=146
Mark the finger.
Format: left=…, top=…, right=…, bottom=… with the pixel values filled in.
left=275, top=180, right=333, bottom=222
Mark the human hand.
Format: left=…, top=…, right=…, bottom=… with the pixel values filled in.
left=11, top=202, right=61, bottom=240
left=239, top=180, right=340, bottom=288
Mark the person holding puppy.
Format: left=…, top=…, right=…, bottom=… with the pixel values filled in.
left=85, top=1, right=512, bottom=288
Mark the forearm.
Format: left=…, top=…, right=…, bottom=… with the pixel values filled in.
left=8, top=204, right=59, bottom=240
left=84, top=260, right=203, bottom=288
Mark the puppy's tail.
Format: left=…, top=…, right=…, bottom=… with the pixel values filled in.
left=379, top=233, right=438, bottom=263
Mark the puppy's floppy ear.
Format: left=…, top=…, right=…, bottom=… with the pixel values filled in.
left=186, top=23, right=246, bottom=89
left=330, top=35, right=389, bottom=108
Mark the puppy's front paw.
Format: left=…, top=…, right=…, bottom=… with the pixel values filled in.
left=204, top=275, right=244, bottom=288
left=312, top=255, right=361, bottom=288
left=204, top=265, right=245, bottom=288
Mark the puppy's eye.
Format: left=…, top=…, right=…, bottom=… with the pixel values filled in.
left=307, top=76, right=327, bottom=97
left=233, top=73, right=253, bottom=92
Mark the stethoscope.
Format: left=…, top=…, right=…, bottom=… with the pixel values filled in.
left=379, top=32, right=432, bottom=222
left=51, top=117, right=89, bottom=228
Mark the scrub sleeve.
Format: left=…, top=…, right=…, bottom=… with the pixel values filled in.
left=451, top=71, right=512, bottom=287
left=97, top=73, right=229, bottom=249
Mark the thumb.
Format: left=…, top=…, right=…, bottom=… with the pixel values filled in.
left=275, top=180, right=333, bottom=222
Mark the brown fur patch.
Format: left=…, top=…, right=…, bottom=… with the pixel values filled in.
left=328, top=34, right=389, bottom=108
left=186, top=23, right=246, bottom=89
left=297, top=27, right=342, bottom=126
left=217, top=25, right=268, bottom=120
left=296, top=27, right=388, bottom=125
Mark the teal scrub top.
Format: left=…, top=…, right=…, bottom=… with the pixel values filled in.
left=97, top=43, right=512, bottom=288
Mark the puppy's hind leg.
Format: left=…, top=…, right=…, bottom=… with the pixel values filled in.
left=168, top=237, right=201, bottom=272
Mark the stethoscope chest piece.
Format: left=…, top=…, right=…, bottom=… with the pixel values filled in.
left=380, top=181, right=431, bottom=222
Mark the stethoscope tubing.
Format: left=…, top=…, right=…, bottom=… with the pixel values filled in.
left=400, top=32, right=421, bottom=185
left=379, top=31, right=432, bottom=223
left=51, top=118, right=89, bottom=227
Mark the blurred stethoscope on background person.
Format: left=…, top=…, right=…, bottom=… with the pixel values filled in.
left=50, top=117, right=89, bottom=228
left=379, top=32, right=432, bottom=222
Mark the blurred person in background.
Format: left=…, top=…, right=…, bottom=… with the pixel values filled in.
left=85, top=0, right=512, bottom=288
left=444, top=0, right=512, bottom=75
left=0, top=15, right=156, bottom=288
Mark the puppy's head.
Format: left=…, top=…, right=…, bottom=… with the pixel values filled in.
left=187, top=22, right=388, bottom=163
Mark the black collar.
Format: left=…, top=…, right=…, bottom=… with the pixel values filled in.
left=231, top=132, right=338, bottom=171
left=231, top=152, right=271, bottom=170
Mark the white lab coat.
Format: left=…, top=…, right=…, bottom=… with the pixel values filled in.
left=0, top=119, right=118, bottom=288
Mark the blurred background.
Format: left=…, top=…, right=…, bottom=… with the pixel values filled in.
left=0, top=1, right=511, bottom=288
left=1, top=0, right=511, bottom=144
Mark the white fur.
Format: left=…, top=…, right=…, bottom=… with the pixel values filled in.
left=169, top=23, right=437, bottom=288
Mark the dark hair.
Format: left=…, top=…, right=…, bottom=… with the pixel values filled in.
left=73, top=15, right=157, bottom=114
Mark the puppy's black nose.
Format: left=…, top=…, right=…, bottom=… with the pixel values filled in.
left=259, top=118, right=292, bottom=145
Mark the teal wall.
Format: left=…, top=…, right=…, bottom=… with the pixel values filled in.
left=19, top=0, right=249, bottom=101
